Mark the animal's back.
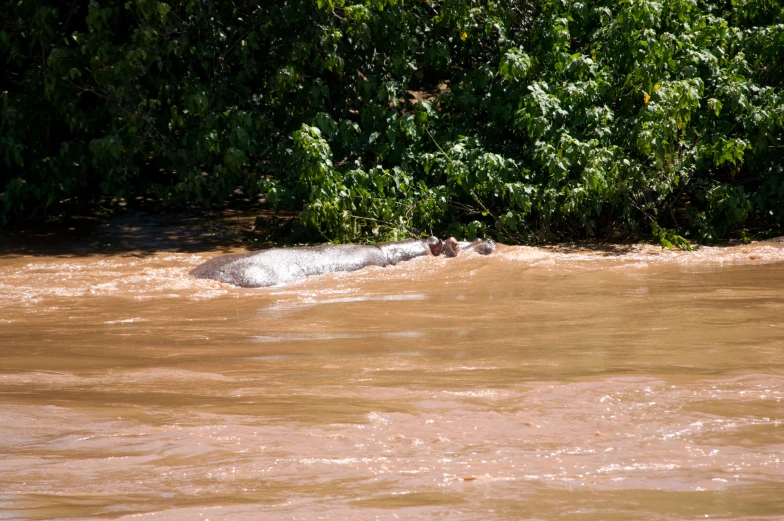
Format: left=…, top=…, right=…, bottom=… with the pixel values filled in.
left=190, top=245, right=389, bottom=288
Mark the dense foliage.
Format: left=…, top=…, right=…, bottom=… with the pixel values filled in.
left=2, top=0, right=783, bottom=243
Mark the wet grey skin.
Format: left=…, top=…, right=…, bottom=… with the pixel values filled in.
left=190, top=236, right=497, bottom=288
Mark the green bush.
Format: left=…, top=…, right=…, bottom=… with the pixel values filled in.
left=2, top=0, right=783, bottom=242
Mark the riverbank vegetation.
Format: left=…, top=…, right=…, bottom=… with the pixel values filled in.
left=2, top=0, right=783, bottom=245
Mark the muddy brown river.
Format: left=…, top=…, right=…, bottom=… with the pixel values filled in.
left=1, top=234, right=783, bottom=520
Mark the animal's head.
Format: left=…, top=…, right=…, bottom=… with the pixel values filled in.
left=426, top=236, right=497, bottom=257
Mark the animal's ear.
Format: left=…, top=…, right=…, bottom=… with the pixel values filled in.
left=443, top=237, right=460, bottom=257
left=426, top=236, right=443, bottom=256
left=477, top=239, right=497, bottom=254
left=463, top=238, right=496, bottom=254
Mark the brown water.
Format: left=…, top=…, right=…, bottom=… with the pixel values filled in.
left=1, top=239, right=783, bottom=520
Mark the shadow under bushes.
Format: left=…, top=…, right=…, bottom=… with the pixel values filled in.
left=0, top=202, right=295, bottom=258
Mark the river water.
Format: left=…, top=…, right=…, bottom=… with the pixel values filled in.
left=1, top=235, right=783, bottom=520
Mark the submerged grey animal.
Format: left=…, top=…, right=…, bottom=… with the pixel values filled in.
left=190, top=236, right=496, bottom=288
